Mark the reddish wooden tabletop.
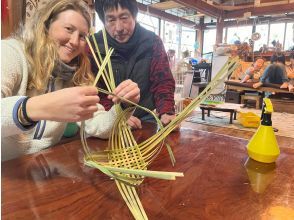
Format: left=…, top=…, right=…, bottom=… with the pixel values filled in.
left=2, top=123, right=294, bottom=219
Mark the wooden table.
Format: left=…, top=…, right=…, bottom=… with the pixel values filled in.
left=200, top=105, right=237, bottom=124
left=2, top=123, right=294, bottom=219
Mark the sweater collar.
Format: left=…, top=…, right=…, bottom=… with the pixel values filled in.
left=105, top=23, right=141, bottom=58
left=52, top=60, right=77, bottom=81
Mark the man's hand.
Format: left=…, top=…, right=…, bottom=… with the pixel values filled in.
left=127, top=116, right=142, bottom=129
left=108, top=79, right=140, bottom=104
left=160, top=113, right=176, bottom=126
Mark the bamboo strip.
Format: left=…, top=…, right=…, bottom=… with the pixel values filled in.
left=81, top=31, right=240, bottom=220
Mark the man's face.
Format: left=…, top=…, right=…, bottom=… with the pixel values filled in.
left=104, top=5, right=136, bottom=43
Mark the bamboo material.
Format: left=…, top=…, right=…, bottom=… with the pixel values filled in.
left=81, top=29, right=239, bottom=219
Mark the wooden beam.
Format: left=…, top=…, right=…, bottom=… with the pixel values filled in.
left=150, top=1, right=184, bottom=10
left=214, top=5, right=253, bottom=11
left=203, top=14, right=294, bottom=29
left=257, top=0, right=290, bottom=7
left=137, top=2, right=199, bottom=29
left=216, top=17, right=224, bottom=44
left=182, top=13, right=205, bottom=19
left=224, top=3, right=294, bottom=19
left=173, top=0, right=223, bottom=18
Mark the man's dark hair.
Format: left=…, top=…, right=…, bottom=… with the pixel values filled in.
left=277, top=54, right=286, bottom=65
left=95, top=0, right=138, bottom=23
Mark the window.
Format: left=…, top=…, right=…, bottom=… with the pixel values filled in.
left=95, top=12, right=104, bottom=32
left=254, top=24, right=269, bottom=52
left=227, top=25, right=252, bottom=44
left=284, top=22, right=294, bottom=51
left=181, top=26, right=196, bottom=57
left=203, top=28, right=216, bottom=54
left=269, top=23, right=285, bottom=49
left=161, top=20, right=180, bottom=57
left=137, top=12, right=159, bottom=35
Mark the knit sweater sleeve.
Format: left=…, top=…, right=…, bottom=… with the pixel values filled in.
left=1, top=39, right=32, bottom=137
left=78, top=104, right=118, bottom=139
left=150, top=36, right=175, bottom=116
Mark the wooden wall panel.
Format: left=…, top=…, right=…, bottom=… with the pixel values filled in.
left=1, top=0, right=25, bottom=38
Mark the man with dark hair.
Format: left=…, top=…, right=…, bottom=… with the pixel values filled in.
left=92, top=0, right=176, bottom=128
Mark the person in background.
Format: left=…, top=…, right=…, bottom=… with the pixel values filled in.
left=92, top=0, right=175, bottom=129
left=167, top=49, right=176, bottom=73
left=1, top=0, right=140, bottom=161
left=286, top=54, right=294, bottom=92
left=176, top=49, right=192, bottom=73
left=253, top=54, right=289, bottom=89
left=240, top=58, right=265, bottom=83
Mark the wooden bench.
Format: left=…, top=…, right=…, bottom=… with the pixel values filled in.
left=200, top=105, right=238, bottom=124
left=225, top=80, right=293, bottom=94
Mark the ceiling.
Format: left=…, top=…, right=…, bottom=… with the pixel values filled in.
left=86, top=0, right=294, bottom=28
left=136, top=0, right=294, bottom=27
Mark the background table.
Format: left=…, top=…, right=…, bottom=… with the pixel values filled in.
left=2, top=123, right=294, bottom=219
left=199, top=103, right=241, bottom=124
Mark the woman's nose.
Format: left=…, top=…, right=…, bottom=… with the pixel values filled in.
left=69, top=33, right=79, bottom=46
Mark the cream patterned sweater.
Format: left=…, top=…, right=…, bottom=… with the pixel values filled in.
left=1, top=39, right=118, bottom=161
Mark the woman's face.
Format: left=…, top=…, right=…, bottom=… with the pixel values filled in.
left=48, top=10, right=89, bottom=63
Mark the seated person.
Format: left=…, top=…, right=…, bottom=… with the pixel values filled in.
left=240, top=58, right=265, bottom=83
left=253, top=54, right=289, bottom=89
left=286, top=54, right=294, bottom=92
left=176, top=50, right=193, bottom=73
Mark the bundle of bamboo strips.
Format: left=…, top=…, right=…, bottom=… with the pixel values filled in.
left=80, top=29, right=239, bottom=220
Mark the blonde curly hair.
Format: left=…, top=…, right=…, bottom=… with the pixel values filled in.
left=16, top=0, right=94, bottom=91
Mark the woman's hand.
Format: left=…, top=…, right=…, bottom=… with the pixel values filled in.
left=108, top=79, right=140, bottom=104
left=27, top=86, right=100, bottom=122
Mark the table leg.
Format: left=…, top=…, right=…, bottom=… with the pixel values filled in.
left=229, top=112, right=233, bottom=124
left=202, top=109, right=205, bottom=120
left=233, top=111, right=237, bottom=120
left=207, top=110, right=211, bottom=117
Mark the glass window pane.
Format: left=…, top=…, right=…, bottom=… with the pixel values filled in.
left=203, top=29, right=216, bottom=54
left=162, top=20, right=180, bottom=57
left=254, top=24, right=269, bottom=52
left=227, top=25, right=252, bottom=44
left=285, top=22, right=294, bottom=51
left=269, top=23, right=285, bottom=49
left=137, top=12, right=159, bottom=35
left=95, top=12, right=104, bottom=32
left=181, top=26, right=196, bottom=57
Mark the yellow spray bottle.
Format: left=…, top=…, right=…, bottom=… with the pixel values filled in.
left=247, top=98, right=280, bottom=163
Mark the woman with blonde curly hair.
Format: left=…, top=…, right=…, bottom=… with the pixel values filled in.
left=1, top=0, right=140, bottom=161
